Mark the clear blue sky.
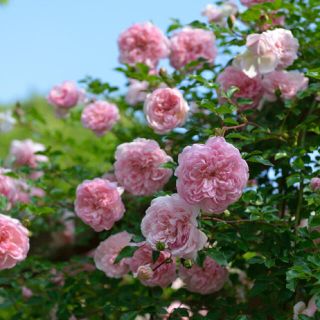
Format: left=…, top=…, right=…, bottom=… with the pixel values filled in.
left=0, top=0, right=216, bottom=104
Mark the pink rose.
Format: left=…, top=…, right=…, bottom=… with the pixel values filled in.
left=48, top=81, right=84, bottom=117
left=262, top=70, right=308, bottom=101
left=293, top=296, right=318, bottom=320
left=144, top=88, right=189, bottom=134
left=22, top=286, right=33, bottom=299
left=0, top=169, right=18, bottom=205
left=125, top=79, right=149, bottom=106
left=0, top=214, right=30, bottom=270
left=75, top=178, right=125, bottom=232
left=94, top=231, right=133, bottom=278
left=217, top=66, right=264, bottom=111
left=118, top=22, right=170, bottom=68
left=179, top=256, right=228, bottom=295
left=9, top=139, right=48, bottom=169
left=129, top=243, right=177, bottom=288
left=81, top=101, right=120, bottom=136
left=233, top=28, right=299, bottom=77
left=311, top=177, right=320, bottom=192
left=169, top=27, right=217, bottom=70
left=114, top=138, right=172, bottom=196
left=175, top=137, right=249, bottom=214
left=202, top=3, right=238, bottom=26
left=141, top=194, right=207, bottom=259
left=163, top=301, right=192, bottom=320
left=240, top=0, right=273, bottom=6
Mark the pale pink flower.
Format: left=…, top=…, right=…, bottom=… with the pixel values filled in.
left=114, top=138, right=172, bottom=196
left=9, top=139, right=48, bottom=169
left=81, top=101, right=120, bottom=136
left=240, top=0, right=273, bottom=6
left=22, top=286, right=33, bottom=299
left=217, top=66, right=264, bottom=111
left=75, top=178, right=125, bottom=232
left=311, top=177, right=320, bottom=192
left=202, top=3, right=237, bottom=26
left=125, top=79, right=149, bottom=106
left=94, top=231, right=133, bottom=278
left=233, top=28, right=299, bottom=78
left=48, top=81, right=84, bottom=117
left=179, top=256, right=228, bottom=295
left=144, top=88, right=189, bottom=134
left=0, top=214, right=30, bottom=270
left=118, top=22, right=170, bottom=68
left=175, top=137, right=249, bottom=214
left=0, top=169, right=18, bottom=205
left=141, top=194, right=207, bottom=258
left=169, top=27, right=217, bottom=70
left=130, top=243, right=177, bottom=288
left=262, top=70, right=308, bottom=101
left=293, top=296, right=318, bottom=320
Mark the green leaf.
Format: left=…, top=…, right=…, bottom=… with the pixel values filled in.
left=114, top=246, right=138, bottom=264
left=206, top=248, right=228, bottom=266
left=152, top=250, right=160, bottom=263
left=306, top=68, right=320, bottom=79
left=247, top=155, right=274, bottom=166
left=275, top=152, right=288, bottom=160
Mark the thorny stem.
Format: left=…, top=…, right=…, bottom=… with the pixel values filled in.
left=152, top=254, right=172, bottom=272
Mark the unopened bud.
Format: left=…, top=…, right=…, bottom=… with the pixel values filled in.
left=137, top=265, right=154, bottom=281
left=156, top=241, right=165, bottom=251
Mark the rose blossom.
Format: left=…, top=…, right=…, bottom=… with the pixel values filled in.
left=81, top=101, right=120, bottom=136
left=125, top=79, right=149, bottom=106
left=169, top=27, right=217, bottom=70
left=94, top=231, right=132, bottom=278
left=9, top=139, right=48, bottom=169
left=179, top=256, right=228, bottom=295
left=262, top=70, right=308, bottom=101
left=144, top=88, right=189, bottom=134
left=217, top=66, right=264, bottom=111
left=114, top=138, right=172, bottom=196
left=48, top=81, right=84, bottom=117
left=0, top=213, right=30, bottom=270
left=118, top=22, right=170, bottom=68
left=175, top=136, right=249, bottom=214
left=0, top=169, right=17, bottom=205
left=233, top=28, right=299, bottom=78
left=311, top=177, right=320, bottom=192
left=240, top=0, right=273, bottom=6
left=163, top=301, right=192, bottom=320
left=141, top=194, right=207, bottom=258
left=293, top=296, right=318, bottom=320
left=202, top=3, right=238, bottom=26
left=22, top=286, right=33, bottom=299
left=129, top=243, right=177, bottom=288
left=75, top=178, right=125, bottom=232
left=0, top=111, right=16, bottom=133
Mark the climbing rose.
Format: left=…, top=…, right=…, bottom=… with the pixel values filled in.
left=75, top=178, right=125, bottom=232
left=262, top=70, right=308, bottom=101
left=179, top=256, right=228, bottom=295
left=175, top=137, right=249, bottom=214
left=293, top=296, right=318, bottom=320
left=129, top=243, right=177, bottom=288
left=202, top=3, right=237, bottom=26
left=217, top=66, right=264, bottom=111
left=125, top=79, right=149, bottom=106
left=0, top=214, right=30, bottom=270
left=81, top=101, right=119, bottom=136
left=141, top=194, right=207, bottom=258
left=169, top=27, right=217, bottom=70
left=233, top=28, right=299, bottom=77
left=94, top=231, right=132, bottom=278
left=144, top=88, right=189, bottom=134
left=9, top=139, right=48, bottom=169
left=47, top=81, right=84, bottom=117
left=310, top=177, right=320, bottom=191
left=240, top=0, right=273, bottom=6
left=114, top=138, right=172, bottom=196
left=118, top=22, right=170, bottom=68
left=0, top=169, right=17, bottom=205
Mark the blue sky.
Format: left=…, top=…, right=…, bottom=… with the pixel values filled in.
left=0, top=0, right=215, bottom=104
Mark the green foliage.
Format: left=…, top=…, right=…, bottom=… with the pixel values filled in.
left=1, top=0, right=320, bottom=319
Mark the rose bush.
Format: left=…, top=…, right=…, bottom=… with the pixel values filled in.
left=0, top=0, right=320, bottom=319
